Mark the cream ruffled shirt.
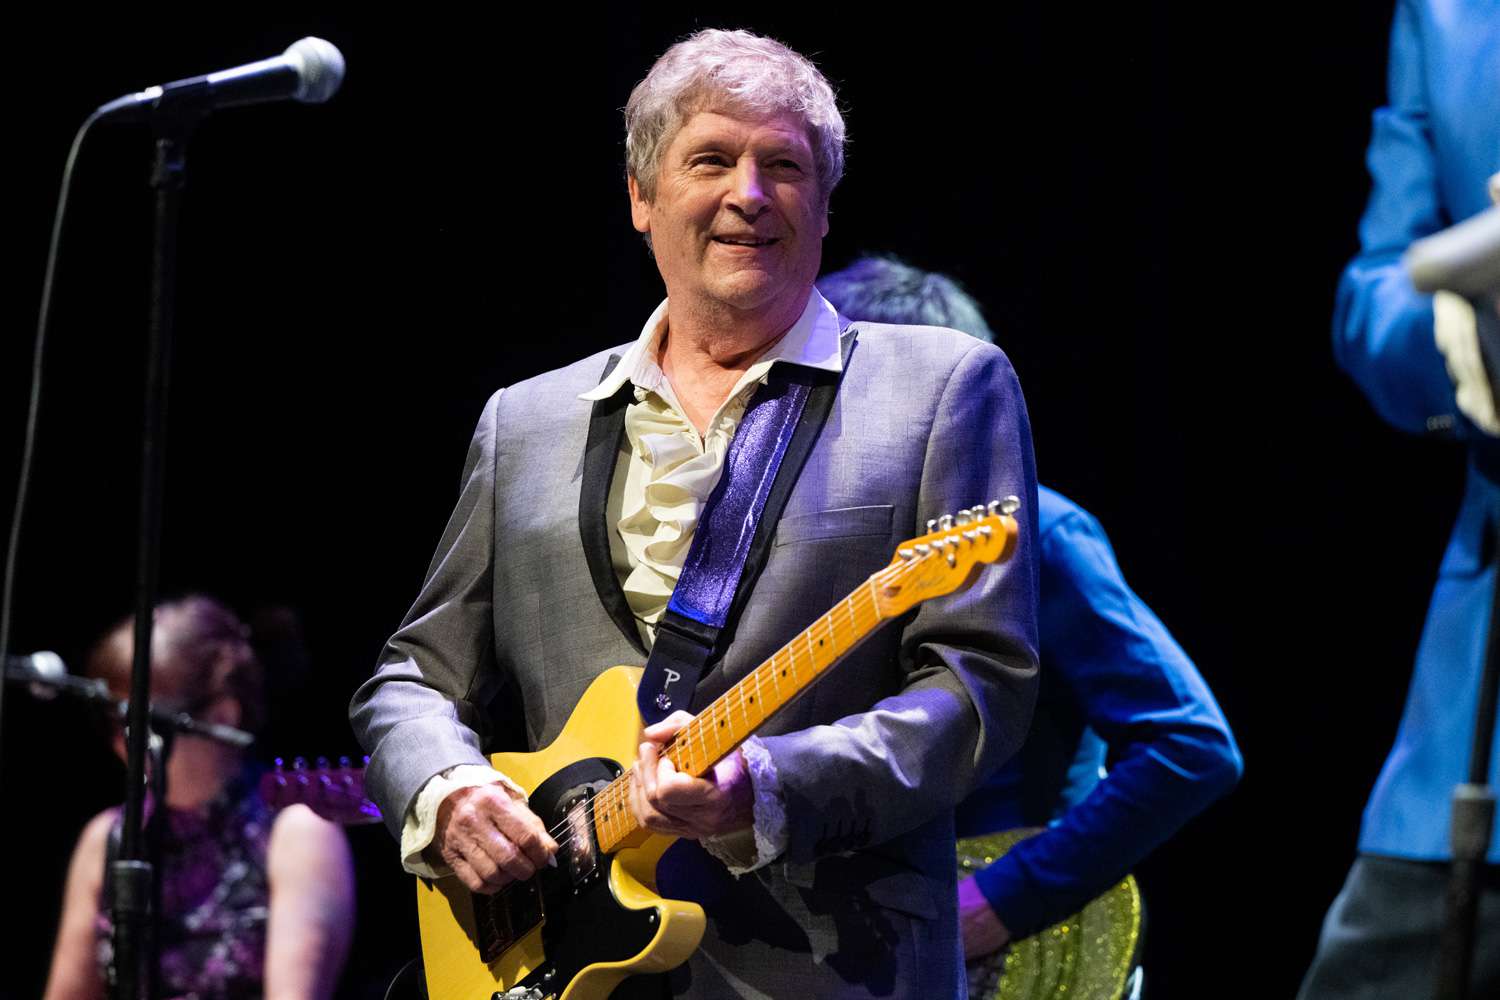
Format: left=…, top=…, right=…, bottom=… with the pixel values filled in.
left=400, top=289, right=844, bottom=878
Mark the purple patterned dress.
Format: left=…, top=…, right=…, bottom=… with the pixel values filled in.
left=96, top=773, right=272, bottom=999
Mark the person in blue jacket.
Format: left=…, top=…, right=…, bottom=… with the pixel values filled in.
left=819, top=257, right=1243, bottom=977
left=1299, top=3, right=1500, bottom=997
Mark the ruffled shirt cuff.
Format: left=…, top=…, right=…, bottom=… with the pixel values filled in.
left=701, top=736, right=788, bottom=875
left=399, top=764, right=527, bottom=878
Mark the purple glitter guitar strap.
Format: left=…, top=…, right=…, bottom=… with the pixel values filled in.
left=636, top=373, right=812, bottom=725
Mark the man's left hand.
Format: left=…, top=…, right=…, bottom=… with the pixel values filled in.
left=631, top=710, right=754, bottom=840
left=959, top=874, right=1012, bottom=960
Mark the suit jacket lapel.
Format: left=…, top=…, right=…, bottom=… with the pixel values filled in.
left=691, top=325, right=859, bottom=695
left=578, top=355, right=648, bottom=655
left=578, top=326, right=860, bottom=666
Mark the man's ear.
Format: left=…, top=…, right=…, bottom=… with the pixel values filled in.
left=628, top=174, right=652, bottom=234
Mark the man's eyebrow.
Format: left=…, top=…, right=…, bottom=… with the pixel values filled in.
left=680, top=139, right=727, bottom=156
left=678, top=135, right=811, bottom=159
left=678, top=134, right=739, bottom=156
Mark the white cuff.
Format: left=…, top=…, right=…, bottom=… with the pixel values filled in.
left=1434, top=289, right=1500, bottom=436
left=700, top=737, right=788, bottom=876
left=399, top=764, right=527, bottom=878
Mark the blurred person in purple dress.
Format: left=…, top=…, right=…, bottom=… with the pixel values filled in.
left=42, top=596, right=355, bottom=1000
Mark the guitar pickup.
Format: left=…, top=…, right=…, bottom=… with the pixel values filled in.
left=559, top=788, right=602, bottom=890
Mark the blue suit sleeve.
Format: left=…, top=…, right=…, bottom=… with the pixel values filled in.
left=973, top=507, right=1242, bottom=939
left=1332, top=0, right=1458, bottom=433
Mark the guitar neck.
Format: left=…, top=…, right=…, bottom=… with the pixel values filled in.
left=589, top=500, right=1019, bottom=855
left=592, top=578, right=887, bottom=853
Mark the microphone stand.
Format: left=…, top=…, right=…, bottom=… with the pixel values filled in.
left=1, top=666, right=256, bottom=748
left=1434, top=299, right=1500, bottom=1000
left=112, top=99, right=206, bottom=1000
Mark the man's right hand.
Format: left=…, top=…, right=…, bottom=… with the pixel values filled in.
left=432, top=783, right=558, bottom=894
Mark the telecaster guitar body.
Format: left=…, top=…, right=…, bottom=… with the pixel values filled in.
left=415, top=500, right=1021, bottom=1000
left=416, top=666, right=703, bottom=1000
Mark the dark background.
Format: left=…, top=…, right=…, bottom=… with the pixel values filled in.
left=0, top=6, right=1468, bottom=998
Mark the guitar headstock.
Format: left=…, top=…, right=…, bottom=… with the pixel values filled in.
left=259, top=755, right=383, bottom=826
left=873, top=497, right=1021, bottom=618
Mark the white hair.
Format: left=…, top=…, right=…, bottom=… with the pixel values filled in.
left=624, top=28, right=846, bottom=204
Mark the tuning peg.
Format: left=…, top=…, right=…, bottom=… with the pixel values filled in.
left=926, top=518, right=938, bottom=533
left=898, top=547, right=915, bottom=560
left=971, top=505, right=987, bottom=519
left=915, top=543, right=932, bottom=556
left=266, top=758, right=289, bottom=809
left=987, top=497, right=1022, bottom=517
left=956, top=510, right=973, bottom=526
left=338, top=756, right=352, bottom=769
left=938, top=514, right=954, bottom=531
left=293, top=756, right=308, bottom=770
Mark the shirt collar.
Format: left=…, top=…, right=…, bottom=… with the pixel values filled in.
left=579, top=288, right=844, bottom=402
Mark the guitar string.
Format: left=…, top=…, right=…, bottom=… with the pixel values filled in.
left=491, top=575, right=890, bottom=905
left=490, top=528, right=997, bottom=904
left=582, top=535, right=981, bottom=850
left=586, top=529, right=995, bottom=849
left=592, top=578, right=888, bottom=827
left=579, top=554, right=911, bottom=853
left=583, top=587, right=879, bottom=853
left=493, top=524, right=998, bottom=909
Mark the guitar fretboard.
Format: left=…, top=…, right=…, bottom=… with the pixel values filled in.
left=591, top=577, right=887, bottom=854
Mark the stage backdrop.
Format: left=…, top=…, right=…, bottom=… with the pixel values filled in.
left=1, top=7, right=1458, bottom=998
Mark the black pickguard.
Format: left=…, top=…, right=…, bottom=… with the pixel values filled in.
left=468, top=758, right=660, bottom=997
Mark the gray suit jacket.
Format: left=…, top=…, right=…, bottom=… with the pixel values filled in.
left=350, top=322, right=1040, bottom=998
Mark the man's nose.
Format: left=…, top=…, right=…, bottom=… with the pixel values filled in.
left=726, top=161, right=771, bottom=220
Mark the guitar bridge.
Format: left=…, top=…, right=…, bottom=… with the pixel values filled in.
left=469, top=761, right=620, bottom=969
left=472, top=875, right=544, bottom=966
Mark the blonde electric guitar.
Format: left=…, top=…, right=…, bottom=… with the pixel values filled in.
left=414, top=500, right=1022, bottom=1000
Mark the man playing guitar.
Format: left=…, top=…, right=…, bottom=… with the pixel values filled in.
left=351, top=27, right=1040, bottom=1000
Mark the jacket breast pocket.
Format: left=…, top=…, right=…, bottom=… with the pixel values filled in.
left=774, top=505, right=895, bottom=547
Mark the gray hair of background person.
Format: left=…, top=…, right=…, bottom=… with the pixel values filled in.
left=819, top=255, right=996, bottom=343
left=624, top=28, right=847, bottom=204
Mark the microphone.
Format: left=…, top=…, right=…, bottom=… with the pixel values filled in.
left=95, top=37, right=346, bottom=123
left=1406, top=205, right=1500, bottom=299
left=4, top=651, right=107, bottom=702
left=4, top=651, right=252, bottom=747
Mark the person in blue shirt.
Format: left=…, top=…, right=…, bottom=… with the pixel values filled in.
left=819, top=257, right=1243, bottom=973
left=1299, top=3, right=1500, bottom=997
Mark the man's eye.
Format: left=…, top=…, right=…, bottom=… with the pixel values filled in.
left=692, top=155, right=730, bottom=168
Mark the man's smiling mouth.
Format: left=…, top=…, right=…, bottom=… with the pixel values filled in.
left=712, top=235, right=780, bottom=247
